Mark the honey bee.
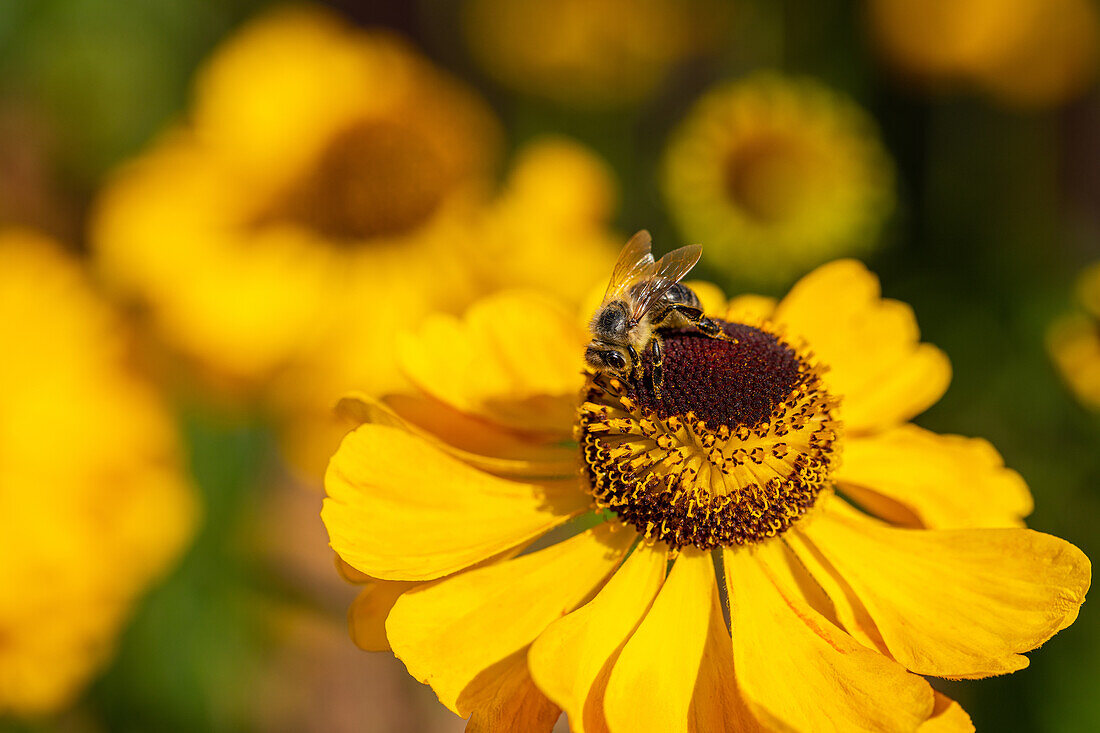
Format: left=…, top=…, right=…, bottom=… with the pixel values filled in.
left=585, top=230, right=734, bottom=397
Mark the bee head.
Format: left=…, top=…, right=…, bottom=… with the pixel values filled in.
left=585, top=343, right=631, bottom=376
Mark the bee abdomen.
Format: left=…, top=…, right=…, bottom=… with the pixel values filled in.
left=663, top=282, right=701, bottom=309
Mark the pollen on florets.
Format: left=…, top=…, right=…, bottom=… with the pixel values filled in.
left=576, top=321, right=841, bottom=549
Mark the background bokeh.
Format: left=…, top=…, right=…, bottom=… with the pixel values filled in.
left=2, top=1, right=1099, bottom=731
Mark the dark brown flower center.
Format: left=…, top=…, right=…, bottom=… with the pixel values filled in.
left=633, top=323, right=803, bottom=428
left=577, top=321, right=841, bottom=549
left=259, top=119, right=450, bottom=242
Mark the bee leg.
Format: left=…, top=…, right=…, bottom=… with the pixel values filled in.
left=662, top=304, right=737, bottom=343
left=625, top=343, right=645, bottom=387
left=694, top=314, right=734, bottom=341
left=648, top=337, right=664, bottom=399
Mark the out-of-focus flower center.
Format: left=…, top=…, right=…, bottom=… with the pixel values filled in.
left=577, top=322, right=841, bottom=549
left=723, top=135, right=823, bottom=223
left=261, top=120, right=450, bottom=241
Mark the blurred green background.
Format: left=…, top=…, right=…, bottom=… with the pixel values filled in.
left=1, top=1, right=1099, bottom=731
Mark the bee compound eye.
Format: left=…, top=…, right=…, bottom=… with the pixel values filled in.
left=606, top=351, right=627, bottom=370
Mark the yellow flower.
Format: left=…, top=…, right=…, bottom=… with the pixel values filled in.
left=93, top=5, right=501, bottom=387
left=323, top=255, right=1084, bottom=731
left=662, top=74, right=895, bottom=287
left=462, top=0, right=730, bottom=107
left=91, top=6, right=621, bottom=478
left=1049, top=261, right=1100, bottom=410
left=868, top=0, right=1100, bottom=108
left=0, top=230, right=196, bottom=716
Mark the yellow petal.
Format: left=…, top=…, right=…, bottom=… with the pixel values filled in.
left=724, top=294, right=777, bottom=324
left=838, top=424, right=1033, bottom=529
left=688, top=577, right=766, bottom=732
left=335, top=391, right=579, bottom=479
left=465, top=651, right=561, bottom=733
left=527, top=542, right=668, bottom=733
left=1048, top=311, right=1100, bottom=410
left=380, top=394, right=573, bottom=467
left=774, top=259, right=951, bottom=433
left=603, top=549, right=716, bottom=733
left=345, top=546, right=531, bottom=653
left=386, top=522, right=634, bottom=715
left=780, top=527, right=890, bottom=654
left=398, top=290, right=586, bottom=434
left=801, top=498, right=1092, bottom=678
left=919, top=692, right=975, bottom=733
left=348, top=580, right=417, bottom=652
left=334, top=553, right=371, bottom=584
left=323, top=425, right=590, bottom=581
left=725, top=540, right=934, bottom=732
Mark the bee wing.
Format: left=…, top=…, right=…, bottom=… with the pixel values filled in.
left=602, top=230, right=656, bottom=304
left=626, top=244, right=703, bottom=323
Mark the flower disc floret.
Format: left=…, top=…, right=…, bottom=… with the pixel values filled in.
left=578, top=322, right=841, bottom=548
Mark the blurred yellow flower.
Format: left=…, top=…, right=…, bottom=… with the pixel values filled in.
left=91, top=6, right=621, bottom=478
left=0, top=230, right=196, bottom=716
left=462, top=0, right=730, bottom=107
left=662, top=74, right=895, bottom=287
left=469, top=138, right=622, bottom=304
left=323, top=255, right=1078, bottom=730
left=275, top=136, right=622, bottom=477
left=94, top=5, right=501, bottom=388
left=1049, top=261, right=1100, bottom=410
left=868, top=0, right=1100, bottom=108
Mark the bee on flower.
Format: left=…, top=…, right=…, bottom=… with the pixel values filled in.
left=323, top=238, right=1086, bottom=731
left=584, top=231, right=736, bottom=397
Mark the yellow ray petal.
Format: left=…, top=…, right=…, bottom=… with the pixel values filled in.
left=688, top=577, right=766, bottom=732
left=783, top=528, right=890, bottom=654
left=348, top=580, right=418, bottom=652
left=386, top=522, right=633, bottom=715
left=725, top=540, right=934, bottom=732
left=398, top=290, right=586, bottom=434
left=465, top=651, right=561, bottom=733
left=757, top=529, right=851, bottom=632
left=323, top=425, right=590, bottom=581
left=527, top=542, right=668, bottom=733
left=843, top=343, right=952, bottom=433
left=724, top=294, right=777, bottom=325
left=334, top=553, right=371, bottom=584
left=802, top=498, right=1092, bottom=678
left=920, top=692, right=975, bottom=733
left=838, top=425, right=1033, bottom=529
left=774, top=259, right=951, bottom=433
left=346, top=545, right=531, bottom=653
left=1048, top=311, right=1100, bottom=410
left=335, top=392, right=579, bottom=479
left=603, top=549, right=716, bottom=733
left=382, top=393, right=575, bottom=467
